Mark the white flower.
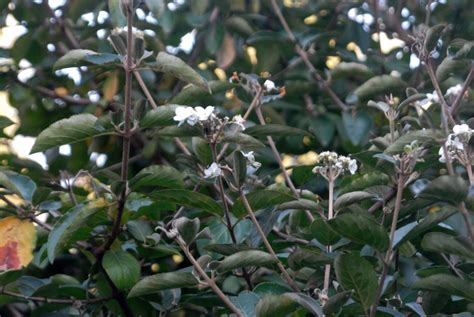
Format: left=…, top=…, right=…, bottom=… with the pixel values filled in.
left=438, top=146, right=446, bottom=163
left=348, top=159, right=358, bottom=175
left=232, top=115, right=246, bottom=131
left=195, top=106, right=215, bottom=121
left=426, top=91, right=440, bottom=103
left=446, top=135, right=464, bottom=151
left=446, top=84, right=463, bottom=97
left=241, top=151, right=261, bottom=174
left=264, top=80, right=276, bottom=92
left=453, top=124, right=471, bottom=136
left=173, top=106, right=199, bottom=126
left=203, top=162, right=222, bottom=179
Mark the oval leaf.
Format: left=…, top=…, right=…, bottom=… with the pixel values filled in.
left=421, top=232, right=474, bottom=260
left=150, top=189, right=222, bottom=216
left=31, top=114, right=113, bottom=154
left=0, top=217, right=36, bottom=270
left=102, top=250, right=140, bottom=290
left=334, top=253, right=377, bottom=315
left=216, top=250, right=277, bottom=273
left=53, top=49, right=120, bottom=70
left=244, top=124, right=312, bottom=138
left=419, top=175, right=469, bottom=205
left=130, top=165, right=184, bottom=191
left=232, top=190, right=295, bottom=218
left=329, top=213, right=389, bottom=251
left=128, top=272, right=198, bottom=298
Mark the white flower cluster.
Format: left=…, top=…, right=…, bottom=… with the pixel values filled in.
left=419, top=84, right=466, bottom=110
left=231, top=114, right=246, bottom=131
left=111, top=26, right=145, bottom=39
left=312, top=151, right=358, bottom=180
left=446, top=84, right=463, bottom=98
left=173, top=106, right=215, bottom=126
left=439, top=124, right=473, bottom=163
left=241, top=151, right=261, bottom=175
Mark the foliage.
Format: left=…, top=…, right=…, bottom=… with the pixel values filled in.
left=0, top=0, right=474, bottom=316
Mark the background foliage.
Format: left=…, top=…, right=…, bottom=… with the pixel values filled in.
left=0, top=0, right=474, bottom=316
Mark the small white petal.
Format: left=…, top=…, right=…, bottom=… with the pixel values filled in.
left=264, top=80, right=276, bottom=92
left=203, top=162, right=222, bottom=179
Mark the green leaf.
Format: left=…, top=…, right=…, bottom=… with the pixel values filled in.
left=216, top=250, right=277, bottom=273
left=126, top=220, right=153, bottom=242
left=0, top=170, right=36, bottom=202
left=323, top=291, right=352, bottom=316
left=30, top=114, right=113, bottom=153
left=419, top=175, right=469, bottom=205
left=256, top=295, right=298, bottom=317
left=421, top=232, right=474, bottom=260
left=411, top=274, right=474, bottom=301
left=192, top=137, right=212, bottom=166
left=130, top=165, right=183, bottom=191
left=253, top=282, right=293, bottom=296
left=53, top=49, right=120, bottom=70
left=283, top=293, right=323, bottom=316
left=47, top=200, right=105, bottom=263
left=394, top=206, right=456, bottom=248
left=334, top=191, right=374, bottom=210
left=341, top=111, right=372, bottom=146
left=334, top=253, right=378, bottom=314
left=353, top=75, right=406, bottom=100
left=424, top=24, right=445, bottom=52
left=173, top=217, right=200, bottom=245
left=0, top=269, right=24, bottom=286
left=436, top=58, right=471, bottom=82
left=108, top=0, right=126, bottom=27
left=128, top=272, right=198, bottom=297
left=288, top=249, right=332, bottom=270
left=144, top=0, right=165, bottom=17
left=384, top=129, right=444, bottom=154
left=330, top=62, right=373, bottom=80
left=150, top=189, right=222, bottom=216
left=244, top=124, right=312, bottom=138
left=102, top=250, right=140, bottom=290
left=158, top=125, right=202, bottom=137
left=277, top=199, right=321, bottom=212
left=230, top=291, right=260, bottom=317
left=308, top=218, right=340, bottom=245
left=151, top=52, right=209, bottom=92
left=330, top=214, right=389, bottom=251
left=170, top=80, right=234, bottom=104
left=309, top=115, right=336, bottom=147
left=232, top=190, right=295, bottom=218
left=422, top=291, right=449, bottom=315
left=140, top=104, right=180, bottom=128
left=222, top=132, right=265, bottom=149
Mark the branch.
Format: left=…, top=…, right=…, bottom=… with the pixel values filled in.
left=450, top=65, right=474, bottom=116
left=269, top=0, right=349, bottom=112
left=175, top=239, right=243, bottom=317
left=239, top=191, right=300, bottom=292
left=0, top=288, right=112, bottom=305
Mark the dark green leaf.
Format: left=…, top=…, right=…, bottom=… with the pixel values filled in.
left=422, top=291, right=449, bottom=315
left=330, top=214, right=389, bottom=251
left=216, top=250, right=277, bottom=273
left=173, top=217, right=200, bottom=245
left=244, top=124, right=312, bottom=138
left=192, top=137, right=212, bottom=166
left=230, top=291, right=260, bottom=317
left=126, top=220, right=153, bottom=242
left=150, top=189, right=222, bottom=216
left=31, top=114, right=113, bottom=153
left=436, top=58, right=470, bottom=82
left=108, top=0, right=126, bottom=27
left=140, top=104, right=180, bottom=128
left=0, top=116, right=14, bottom=129
left=308, top=218, right=340, bottom=245
left=0, top=170, right=36, bottom=202
left=53, top=49, right=120, bottom=70
left=424, top=24, right=445, bottom=52
left=102, top=250, right=140, bottom=290
left=151, top=52, right=209, bottom=92
left=170, top=80, right=234, bottom=104
left=128, top=272, right=198, bottom=297
left=323, top=291, right=352, bottom=316
left=353, top=75, right=406, bottom=100
left=384, top=129, right=444, bottom=154
left=232, top=190, right=295, bottom=218
left=334, top=253, right=378, bottom=314
left=341, top=111, right=372, bottom=146
left=47, top=200, right=105, bottom=263
left=421, top=232, right=474, bottom=260
left=334, top=191, right=374, bottom=210
left=330, top=62, right=372, bottom=80
left=222, top=132, right=265, bottom=149
left=256, top=295, right=297, bottom=317
left=419, top=175, right=469, bottom=205
left=144, top=0, right=165, bottom=17
left=253, top=282, right=293, bottom=296
left=411, top=274, right=474, bottom=301
left=130, top=165, right=183, bottom=190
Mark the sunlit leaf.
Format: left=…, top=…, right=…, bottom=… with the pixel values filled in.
left=0, top=217, right=36, bottom=270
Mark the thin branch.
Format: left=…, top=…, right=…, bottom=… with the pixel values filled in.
left=269, top=0, right=349, bottom=112
left=175, top=239, right=243, bottom=317
left=239, top=191, right=300, bottom=292
left=441, top=253, right=464, bottom=279
left=450, top=65, right=474, bottom=115
left=0, top=288, right=112, bottom=305
left=271, top=228, right=310, bottom=245
left=370, top=161, right=407, bottom=317
left=133, top=71, right=158, bottom=109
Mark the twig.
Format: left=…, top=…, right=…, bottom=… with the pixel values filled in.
left=133, top=71, right=158, bottom=109
left=175, top=238, right=243, bottom=317
left=370, top=160, right=407, bottom=317
left=441, top=253, right=464, bottom=279
left=269, top=0, right=349, bottom=112
left=271, top=228, right=310, bottom=245
left=323, top=177, right=335, bottom=295
left=239, top=191, right=300, bottom=292
left=450, top=65, right=474, bottom=115
left=0, top=288, right=112, bottom=305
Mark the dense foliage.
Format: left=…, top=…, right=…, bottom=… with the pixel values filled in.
left=0, top=0, right=474, bottom=316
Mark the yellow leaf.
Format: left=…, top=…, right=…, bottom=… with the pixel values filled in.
left=0, top=217, right=36, bottom=270
left=102, top=72, right=119, bottom=102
